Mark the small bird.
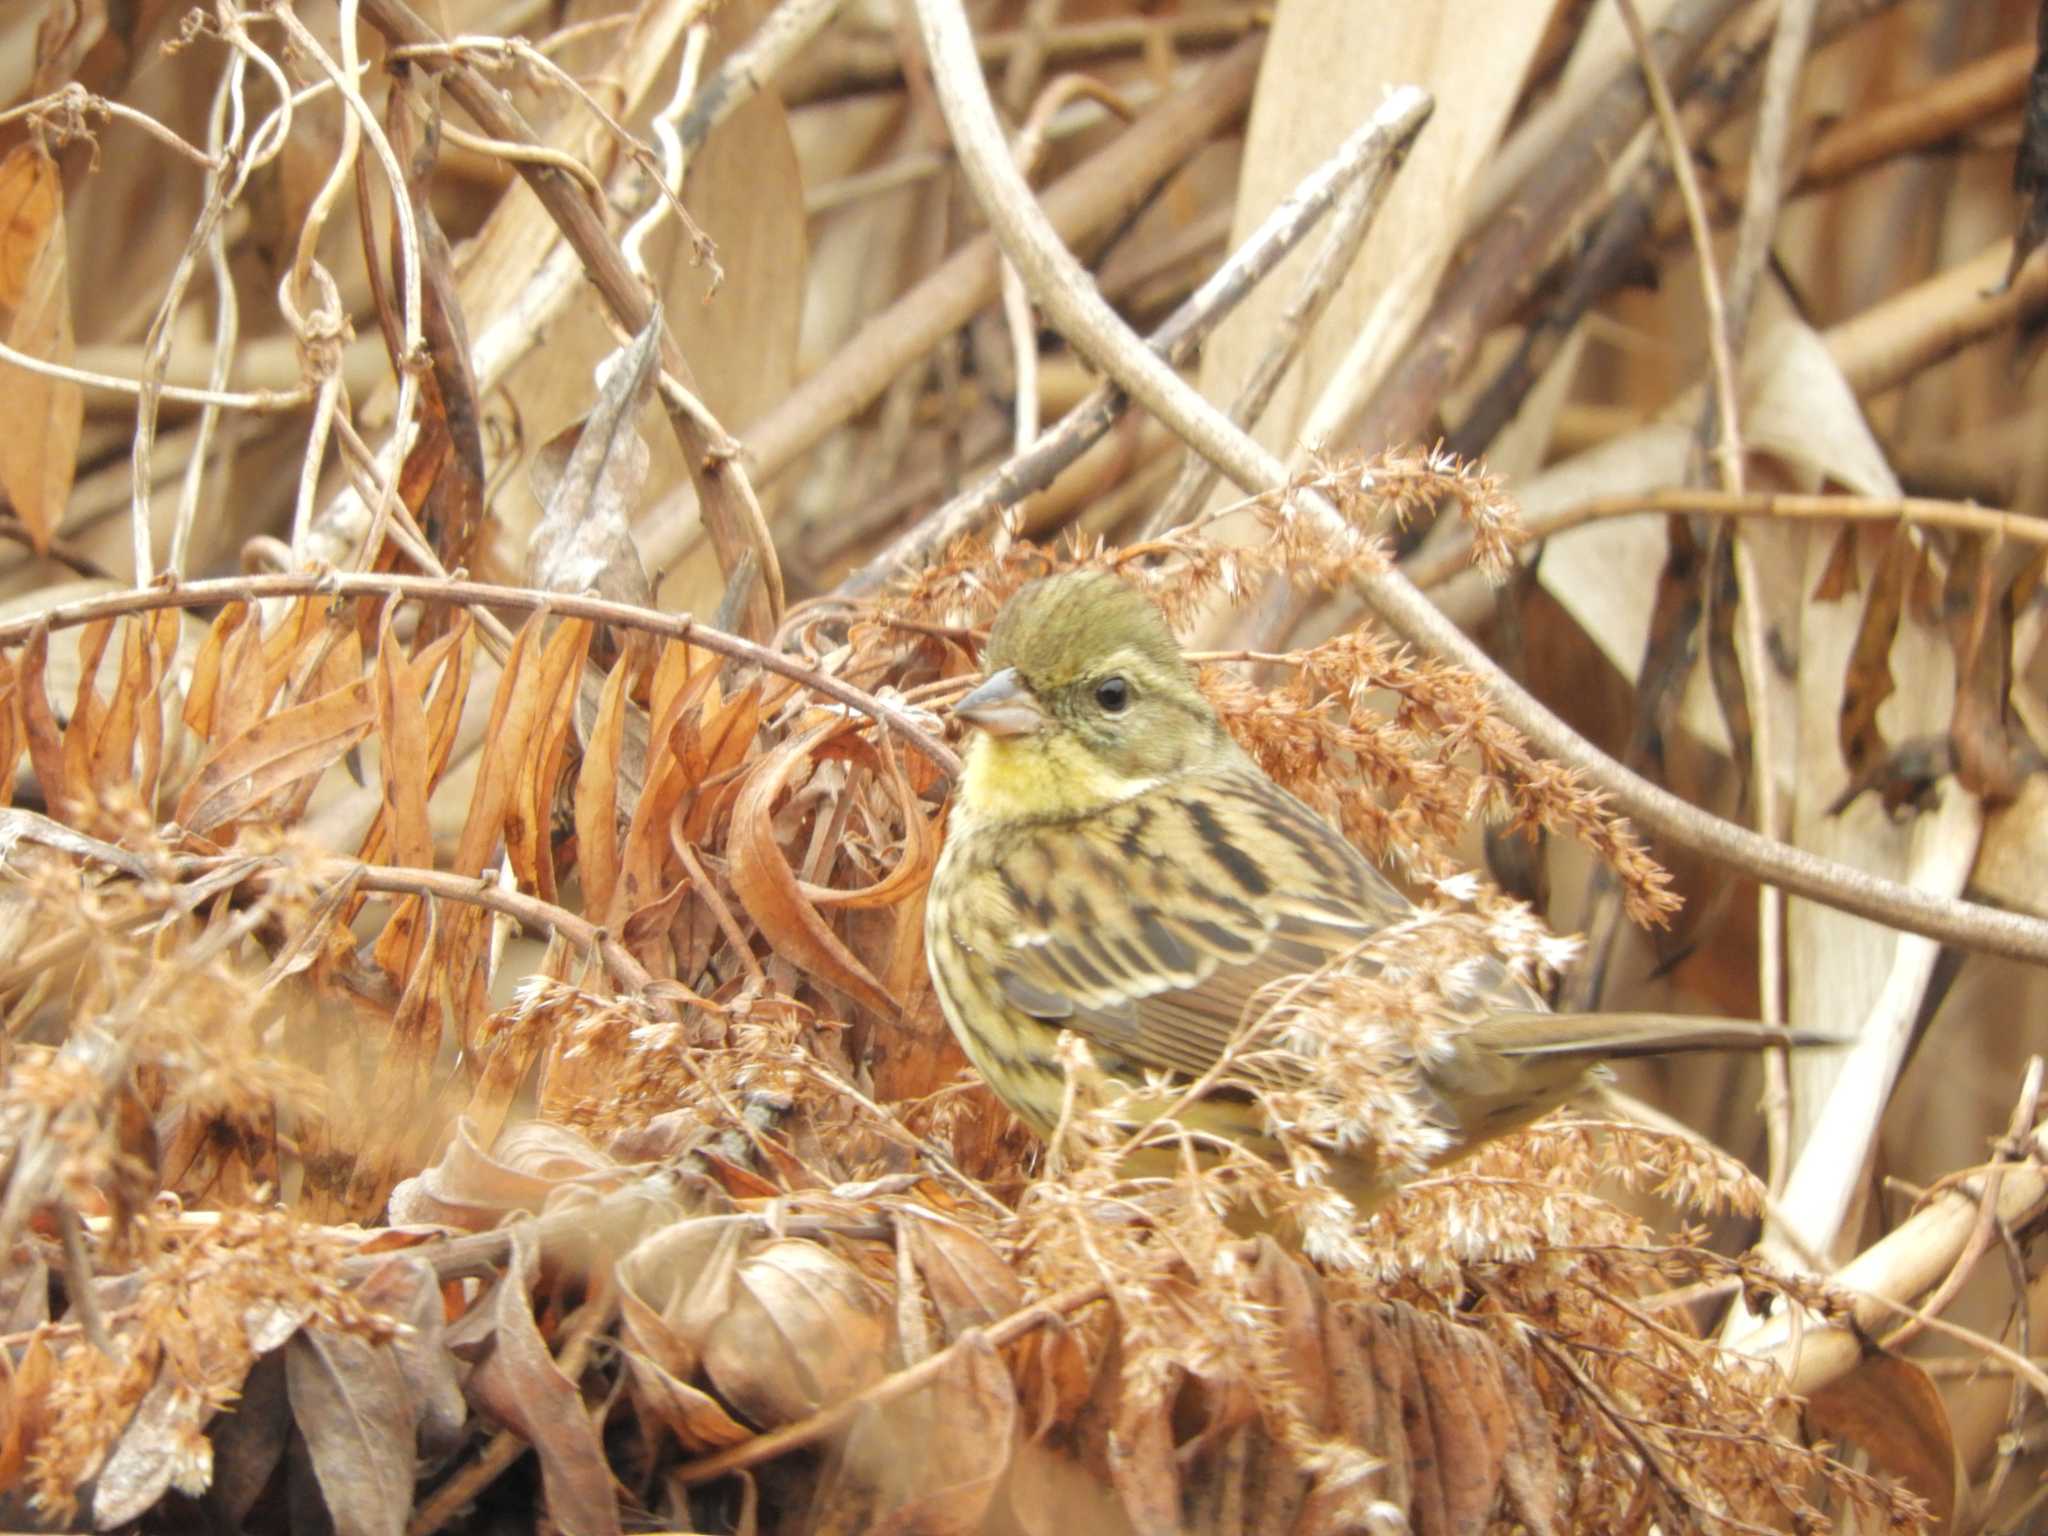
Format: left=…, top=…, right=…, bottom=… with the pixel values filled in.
left=924, top=570, right=1808, bottom=1215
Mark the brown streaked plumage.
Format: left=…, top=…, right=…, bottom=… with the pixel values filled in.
left=924, top=571, right=1810, bottom=1214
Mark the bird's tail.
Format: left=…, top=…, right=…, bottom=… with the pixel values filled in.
left=1479, top=1012, right=1842, bottom=1063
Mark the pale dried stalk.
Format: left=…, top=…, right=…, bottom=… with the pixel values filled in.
left=838, top=83, right=1432, bottom=594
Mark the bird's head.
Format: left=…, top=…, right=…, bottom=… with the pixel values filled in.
left=950, top=571, right=1234, bottom=823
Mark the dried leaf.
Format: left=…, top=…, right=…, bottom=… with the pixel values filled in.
left=17, top=624, right=66, bottom=813
left=175, top=674, right=374, bottom=833
left=284, top=1325, right=414, bottom=1536
left=354, top=1258, right=466, bottom=1459
left=1810, top=525, right=1861, bottom=603
left=505, top=615, right=593, bottom=900
left=1807, top=1355, right=1957, bottom=1526
left=0, top=142, right=80, bottom=553
left=399, top=157, right=486, bottom=579
left=617, top=1215, right=754, bottom=1381
left=621, top=1348, right=752, bottom=1453
left=2006, top=0, right=2048, bottom=288
left=372, top=600, right=433, bottom=872
left=1838, top=528, right=1914, bottom=784
left=0, top=145, right=61, bottom=303
left=527, top=314, right=659, bottom=611
left=0, top=1331, right=52, bottom=1496
left=207, top=1350, right=289, bottom=1530
left=573, top=654, right=631, bottom=919
left=702, top=1237, right=889, bottom=1428
left=727, top=722, right=896, bottom=1018
left=1103, top=1343, right=1180, bottom=1536
left=454, top=612, right=546, bottom=878
left=384, top=1115, right=589, bottom=1229
left=463, top=1229, right=622, bottom=1536
left=93, top=1359, right=218, bottom=1527
left=896, top=1209, right=1023, bottom=1341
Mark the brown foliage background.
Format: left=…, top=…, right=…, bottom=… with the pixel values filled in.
left=0, top=0, right=2044, bottom=1531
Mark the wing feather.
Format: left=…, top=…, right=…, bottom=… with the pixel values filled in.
left=989, top=769, right=1421, bottom=1080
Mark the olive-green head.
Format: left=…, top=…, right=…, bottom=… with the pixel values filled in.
left=951, top=572, right=1233, bottom=814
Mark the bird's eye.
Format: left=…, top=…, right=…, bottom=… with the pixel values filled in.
left=1095, top=676, right=1130, bottom=713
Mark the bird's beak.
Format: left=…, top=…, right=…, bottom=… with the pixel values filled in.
left=953, top=667, right=1045, bottom=737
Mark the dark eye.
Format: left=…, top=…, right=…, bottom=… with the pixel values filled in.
left=1095, top=676, right=1130, bottom=713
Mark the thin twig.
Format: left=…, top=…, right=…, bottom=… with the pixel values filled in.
left=1615, top=0, right=1743, bottom=492
left=836, top=82, right=1431, bottom=595
left=1880, top=1057, right=2044, bottom=1353
left=672, top=33, right=1267, bottom=581
left=1140, top=97, right=1419, bottom=536
left=1715, top=0, right=1815, bottom=1201
left=1616, top=0, right=1797, bottom=1194
left=1409, top=484, right=2048, bottom=591
left=355, top=0, right=786, bottom=637
left=0, top=571, right=959, bottom=778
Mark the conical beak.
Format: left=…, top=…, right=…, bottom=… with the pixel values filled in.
left=953, top=667, right=1045, bottom=737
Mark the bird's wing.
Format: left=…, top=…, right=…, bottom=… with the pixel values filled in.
left=987, top=770, right=1422, bottom=1080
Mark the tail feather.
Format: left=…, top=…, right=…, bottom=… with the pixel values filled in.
left=1480, top=1011, right=1844, bottom=1063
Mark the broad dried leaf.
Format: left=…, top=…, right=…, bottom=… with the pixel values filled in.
left=1005, top=1437, right=1136, bottom=1536
left=182, top=599, right=254, bottom=741
left=1807, top=1354, right=1956, bottom=1526
left=176, top=674, right=374, bottom=833
left=93, top=1359, right=218, bottom=1528
left=17, top=624, right=66, bottom=812
left=617, top=1216, right=754, bottom=1380
left=896, top=1209, right=1023, bottom=1341
left=284, top=1325, right=414, bottom=1536
left=573, top=654, right=631, bottom=919
left=381, top=1114, right=593, bottom=1229
left=675, top=676, right=761, bottom=843
left=57, top=618, right=110, bottom=806
left=1103, top=1343, right=1180, bottom=1536
left=662, top=0, right=806, bottom=432
left=1417, top=1315, right=1513, bottom=1533
left=354, top=1258, right=465, bottom=1459
left=0, top=144, right=59, bottom=309
left=621, top=1348, right=751, bottom=1453
left=728, top=722, right=895, bottom=1018
left=454, top=612, right=547, bottom=878
left=0, top=142, right=78, bottom=552
left=527, top=316, right=658, bottom=612
left=609, top=649, right=721, bottom=930
left=702, top=1237, right=889, bottom=1428
left=464, top=1229, right=621, bottom=1536
left=1495, top=1348, right=1560, bottom=1535
left=1196, top=3, right=1552, bottom=538
left=505, top=615, right=593, bottom=900
left=207, top=1350, right=288, bottom=1530
left=372, top=600, right=434, bottom=873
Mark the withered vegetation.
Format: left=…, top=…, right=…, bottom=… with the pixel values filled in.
left=0, top=526, right=1917, bottom=1535
left=0, top=0, right=2043, bottom=1532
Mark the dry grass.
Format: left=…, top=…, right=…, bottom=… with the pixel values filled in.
left=0, top=0, right=2042, bottom=1531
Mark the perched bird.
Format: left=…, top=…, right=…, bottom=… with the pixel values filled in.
left=924, top=570, right=1808, bottom=1215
